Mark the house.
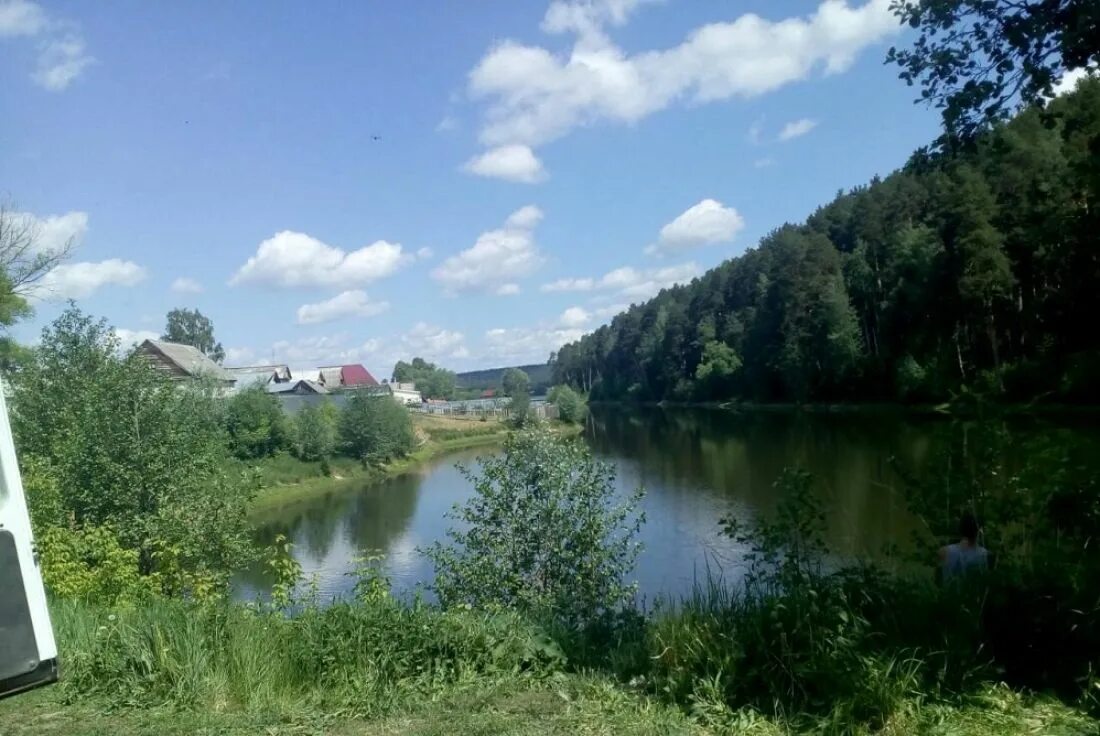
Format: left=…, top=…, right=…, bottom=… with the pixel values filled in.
left=135, top=339, right=234, bottom=386
left=226, top=364, right=292, bottom=392
left=317, top=363, right=379, bottom=390
left=266, top=379, right=327, bottom=395
left=371, top=381, right=421, bottom=405
left=481, top=388, right=496, bottom=399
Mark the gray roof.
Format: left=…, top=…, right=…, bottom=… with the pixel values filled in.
left=267, top=379, right=328, bottom=395
left=228, top=369, right=276, bottom=390
left=144, top=340, right=233, bottom=382
left=228, top=364, right=291, bottom=380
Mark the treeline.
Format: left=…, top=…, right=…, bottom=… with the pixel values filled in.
left=553, top=78, right=1100, bottom=404
left=456, top=363, right=553, bottom=395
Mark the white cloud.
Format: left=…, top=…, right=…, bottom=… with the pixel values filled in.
left=296, top=290, right=390, bottom=325
left=747, top=116, right=765, bottom=145
left=593, top=303, right=630, bottom=320
left=33, top=34, right=94, bottom=91
left=468, top=0, right=897, bottom=150
left=753, top=157, right=775, bottom=169
left=431, top=206, right=544, bottom=294
left=484, top=325, right=586, bottom=365
left=114, top=328, right=159, bottom=348
left=224, top=346, right=256, bottom=366
left=559, top=306, right=590, bottom=327
left=656, top=198, right=744, bottom=251
left=1052, top=67, right=1095, bottom=96
left=540, top=261, right=699, bottom=300
left=415, top=246, right=434, bottom=260
left=401, top=322, right=469, bottom=362
left=777, top=117, right=818, bottom=141
left=436, top=115, right=459, bottom=132
left=270, top=334, right=382, bottom=368
left=496, top=283, right=521, bottom=295
left=230, top=231, right=410, bottom=289
left=170, top=277, right=203, bottom=294
left=7, top=209, right=88, bottom=253
left=464, top=144, right=546, bottom=183
left=33, top=259, right=146, bottom=300
left=0, top=0, right=46, bottom=37
left=541, top=277, right=595, bottom=293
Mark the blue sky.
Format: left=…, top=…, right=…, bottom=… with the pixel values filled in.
left=1, top=0, right=943, bottom=377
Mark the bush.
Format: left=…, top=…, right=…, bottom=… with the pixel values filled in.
left=426, top=426, right=644, bottom=627
left=225, top=386, right=290, bottom=459
left=548, top=384, right=587, bottom=424
left=338, top=393, right=415, bottom=464
left=293, top=399, right=338, bottom=461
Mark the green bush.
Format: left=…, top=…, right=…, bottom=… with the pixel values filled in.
left=12, top=307, right=258, bottom=595
left=426, top=426, right=644, bottom=627
left=293, top=399, right=338, bottom=461
left=338, top=393, right=415, bottom=464
left=548, top=384, right=587, bottom=424
left=225, top=386, right=290, bottom=459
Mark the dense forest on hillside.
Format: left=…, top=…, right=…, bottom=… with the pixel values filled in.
left=456, top=363, right=553, bottom=394
left=552, top=78, right=1100, bottom=404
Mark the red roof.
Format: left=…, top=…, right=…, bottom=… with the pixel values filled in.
left=481, top=388, right=496, bottom=398
left=341, top=364, right=378, bottom=386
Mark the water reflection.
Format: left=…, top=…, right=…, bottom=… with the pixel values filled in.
left=237, top=409, right=989, bottom=603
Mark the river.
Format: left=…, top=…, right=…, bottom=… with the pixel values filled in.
left=235, top=407, right=1097, bottom=603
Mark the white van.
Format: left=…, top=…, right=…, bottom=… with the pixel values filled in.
left=0, top=382, right=58, bottom=699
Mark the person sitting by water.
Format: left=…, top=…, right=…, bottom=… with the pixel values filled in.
left=938, top=512, right=989, bottom=582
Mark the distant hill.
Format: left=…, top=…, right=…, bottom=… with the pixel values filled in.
left=455, top=363, right=553, bottom=394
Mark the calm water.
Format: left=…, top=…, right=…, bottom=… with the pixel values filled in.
left=235, top=408, right=1088, bottom=603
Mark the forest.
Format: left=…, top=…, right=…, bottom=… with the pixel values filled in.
left=552, top=78, right=1100, bottom=404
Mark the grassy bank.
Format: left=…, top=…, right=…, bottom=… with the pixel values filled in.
left=245, top=415, right=513, bottom=515
left=0, top=592, right=1094, bottom=736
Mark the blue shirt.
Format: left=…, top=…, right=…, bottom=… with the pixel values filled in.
left=943, top=543, right=989, bottom=581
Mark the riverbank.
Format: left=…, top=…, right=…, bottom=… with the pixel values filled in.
left=591, top=398, right=1100, bottom=417
left=246, top=415, right=513, bottom=515
left=246, top=416, right=583, bottom=515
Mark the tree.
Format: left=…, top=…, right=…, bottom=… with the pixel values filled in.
left=293, top=400, right=338, bottom=461
left=392, top=357, right=456, bottom=399
left=0, top=200, right=78, bottom=296
left=12, top=307, right=257, bottom=593
left=888, top=0, right=1100, bottom=137
left=224, top=386, right=290, bottom=459
left=694, top=341, right=742, bottom=399
left=163, top=307, right=225, bottom=363
left=547, top=384, right=587, bottom=424
left=425, top=426, right=644, bottom=626
left=338, top=393, right=415, bottom=464
left=500, top=367, right=530, bottom=398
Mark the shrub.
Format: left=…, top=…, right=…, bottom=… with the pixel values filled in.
left=225, top=386, right=290, bottom=459
left=293, top=399, right=338, bottom=461
left=338, top=393, right=415, bottom=464
left=548, top=384, right=587, bottom=424
left=426, top=426, right=644, bottom=627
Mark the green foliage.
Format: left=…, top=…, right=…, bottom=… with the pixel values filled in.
left=224, top=386, right=290, bottom=459
left=500, top=367, right=530, bottom=397
left=393, top=357, right=456, bottom=399
left=37, top=525, right=153, bottom=604
left=292, top=399, right=338, bottom=461
left=426, top=426, right=644, bottom=627
left=547, top=384, right=587, bottom=424
left=887, top=0, right=1099, bottom=138
left=162, top=307, right=225, bottom=363
left=12, top=306, right=258, bottom=596
left=553, top=79, right=1100, bottom=405
left=508, top=388, right=531, bottom=428
left=338, top=393, right=415, bottom=464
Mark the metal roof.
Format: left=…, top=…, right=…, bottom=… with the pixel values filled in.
left=143, top=340, right=233, bottom=382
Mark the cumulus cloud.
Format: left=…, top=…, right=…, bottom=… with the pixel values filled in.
left=468, top=0, right=897, bottom=150
left=170, top=277, right=203, bottom=294
left=33, top=259, right=146, bottom=300
left=464, top=144, right=546, bottom=183
left=1052, top=67, right=1095, bottom=96
left=484, top=324, right=587, bottom=365
left=230, top=231, right=410, bottom=289
left=224, top=346, right=256, bottom=365
left=296, top=290, right=390, bottom=325
left=655, top=199, right=744, bottom=252
left=0, top=0, right=46, bottom=36
left=431, top=206, right=544, bottom=294
left=269, top=334, right=382, bottom=367
left=777, top=117, right=818, bottom=141
left=402, top=322, right=469, bottom=361
left=593, top=302, right=630, bottom=320
left=114, top=328, right=159, bottom=348
left=0, top=2, right=94, bottom=90
left=540, top=261, right=699, bottom=300
left=496, top=283, right=521, bottom=295
left=5, top=209, right=88, bottom=255
left=33, top=34, right=94, bottom=91
left=559, top=306, right=590, bottom=327
left=415, top=246, right=434, bottom=260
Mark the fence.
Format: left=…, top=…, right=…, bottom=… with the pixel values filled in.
left=273, top=393, right=558, bottom=421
